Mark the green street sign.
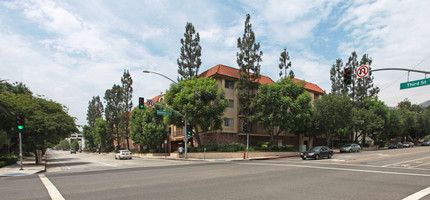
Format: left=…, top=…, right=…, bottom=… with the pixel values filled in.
left=156, top=110, right=172, bottom=115
left=400, top=78, right=430, bottom=90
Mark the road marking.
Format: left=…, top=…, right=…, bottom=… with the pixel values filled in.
left=383, top=156, right=430, bottom=167
left=337, top=149, right=430, bottom=164
left=50, top=153, right=71, bottom=170
left=236, top=162, right=430, bottom=177
left=97, top=162, right=117, bottom=167
left=39, top=174, right=65, bottom=200
left=403, top=186, right=430, bottom=200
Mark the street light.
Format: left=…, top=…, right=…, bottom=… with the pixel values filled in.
left=143, top=70, right=184, bottom=89
left=143, top=70, right=188, bottom=159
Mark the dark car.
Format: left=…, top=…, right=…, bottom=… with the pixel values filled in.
left=70, top=148, right=76, bottom=154
left=388, top=142, right=403, bottom=149
left=301, top=146, right=334, bottom=160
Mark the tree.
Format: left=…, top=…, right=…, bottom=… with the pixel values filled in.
left=252, top=78, right=313, bottom=147
left=314, top=94, right=353, bottom=147
left=330, top=59, right=346, bottom=96
left=93, top=118, right=111, bottom=151
left=121, top=69, right=133, bottom=150
left=278, top=48, right=293, bottom=79
left=71, top=139, right=79, bottom=150
left=236, top=13, right=263, bottom=122
left=177, top=22, right=202, bottom=81
left=104, top=84, right=123, bottom=150
left=82, top=125, right=96, bottom=150
left=345, top=52, right=380, bottom=102
left=86, top=96, right=104, bottom=128
left=353, top=98, right=389, bottom=146
left=164, top=77, right=228, bottom=146
left=1, top=93, right=78, bottom=163
left=382, top=109, right=405, bottom=142
left=130, top=107, right=166, bottom=151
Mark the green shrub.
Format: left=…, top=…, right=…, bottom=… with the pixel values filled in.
left=0, top=154, right=18, bottom=165
left=0, top=161, right=7, bottom=168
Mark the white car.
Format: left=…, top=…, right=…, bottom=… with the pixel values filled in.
left=115, top=150, right=132, bottom=160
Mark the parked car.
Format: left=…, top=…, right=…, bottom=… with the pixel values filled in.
left=340, top=143, right=361, bottom=153
left=301, top=146, right=334, bottom=160
left=388, top=142, right=403, bottom=149
left=70, top=148, right=76, bottom=154
left=402, top=142, right=415, bottom=148
left=115, top=150, right=132, bottom=160
left=422, top=140, right=430, bottom=146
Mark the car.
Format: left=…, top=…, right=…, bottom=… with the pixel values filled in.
left=340, top=143, right=361, bottom=153
left=402, top=142, right=414, bottom=148
left=115, top=150, right=132, bottom=160
left=422, top=140, right=430, bottom=146
left=388, top=142, right=403, bottom=149
left=300, top=146, right=334, bottom=160
left=70, top=149, right=76, bottom=154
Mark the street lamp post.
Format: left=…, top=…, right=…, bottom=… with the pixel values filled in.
left=143, top=70, right=188, bottom=159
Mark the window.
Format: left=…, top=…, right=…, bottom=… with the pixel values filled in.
left=225, top=80, right=235, bottom=89
left=224, top=118, right=234, bottom=127
left=228, top=99, right=234, bottom=108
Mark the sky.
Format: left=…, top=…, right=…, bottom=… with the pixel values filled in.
left=1, top=0, right=430, bottom=127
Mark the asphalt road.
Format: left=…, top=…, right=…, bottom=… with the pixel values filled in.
left=1, top=147, right=430, bottom=200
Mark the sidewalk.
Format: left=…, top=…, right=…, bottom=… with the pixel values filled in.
left=0, top=156, right=45, bottom=177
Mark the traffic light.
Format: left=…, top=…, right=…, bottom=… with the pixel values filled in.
left=343, top=67, right=352, bottom=85
left=139, top=97, right=145, bottom=109
left=16, top=115, right=25, bottom=131
left=186, top=125, right=193, bottom=138
left=242, top=122, right=248, bottom=133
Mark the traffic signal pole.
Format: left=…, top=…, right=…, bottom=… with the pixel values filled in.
left=19, top=131, right=23, bottom=170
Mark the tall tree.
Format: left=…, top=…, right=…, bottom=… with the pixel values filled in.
left=93, top=118, right=111, bottom=152
left=252, top=78, right=313, bottom=147
left=236, top=13, right=263, bottom=122
left=344, top=52, right=380, bottom=102
left=104, top=84, right=123, bottom=150
left=86, top=96, right=104, bottom=128
left=82, top=125, right=96, bottom=150
left=330, top=59, right=346, bottom=96
left=121, top=69, right=133, bottom=150
left=314, top=94, right=353, bottom=147
left=165, top=77, right=228, bottom=146
left=278, top=48, right=293, bottom=79
left=177, top=22, right=202, bottom=81
left=130, top=107, right=166, bottom=151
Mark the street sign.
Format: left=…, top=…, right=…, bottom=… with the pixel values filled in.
left=157, top=110, right=172, bottom=115
left=400, top=78, right=430, bottom=90
left=147, top=100, right=154, bottom=108
left=357, top=65, right=369, bottom=78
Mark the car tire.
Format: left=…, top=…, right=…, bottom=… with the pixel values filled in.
left=349, top=149, right=352, bottom=153
left=315, top=155, right=319, bottom=160
left=115, top=156, right=117, bottom=160
left=328, top=154, right=332, bottom=159
left=302, top=157, right=306, bottom=160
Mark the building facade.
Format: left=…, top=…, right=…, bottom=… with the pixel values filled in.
left=123, top=64, right=325, bottom=152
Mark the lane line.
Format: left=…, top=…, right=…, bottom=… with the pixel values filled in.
left=39, top=174, right=65, bottom=200
left=383, top=156, right=430, bottom=167
left=337, top=149, right=430, bottom=164
left=236, top=162, right=430, bottom=177
left=403, top=186, right=430, bottom=200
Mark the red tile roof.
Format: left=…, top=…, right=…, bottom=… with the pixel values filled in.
left=198, top=64, right=324, bottom=94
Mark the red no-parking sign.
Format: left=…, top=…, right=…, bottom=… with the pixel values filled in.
left=146, top=100, right=155, bottom=108
left=357, top=65, right=369, bottom=78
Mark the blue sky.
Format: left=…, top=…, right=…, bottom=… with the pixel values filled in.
left=1, top=0, right=430, bottom=126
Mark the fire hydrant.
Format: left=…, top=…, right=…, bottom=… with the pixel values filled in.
left=243, top=152, right=246, bottom=159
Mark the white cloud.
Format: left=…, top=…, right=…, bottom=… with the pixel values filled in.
left=1, top=0, right=430, bottom=127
